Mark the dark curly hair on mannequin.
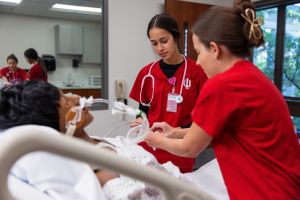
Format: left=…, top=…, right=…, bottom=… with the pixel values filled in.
left=0, top=80, right=60, bottom=130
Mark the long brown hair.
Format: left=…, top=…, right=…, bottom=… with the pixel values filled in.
left=192, top=0, right=264, bottom=58
left=24, top=48, right=47, bottom=76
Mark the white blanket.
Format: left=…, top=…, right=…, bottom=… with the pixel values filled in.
left=6, top=132, right=228, bottom=200
left=4, top=130, right=105, bottom=200
left=102, top=137, right=229, bottom=200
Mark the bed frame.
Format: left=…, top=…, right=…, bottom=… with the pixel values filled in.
left=0, top=125, right=215, bottom=200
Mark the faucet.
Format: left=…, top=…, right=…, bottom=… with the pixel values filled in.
left=67, top=74, right=73, bottom=84
left=63, top=74, right=75, bottom=87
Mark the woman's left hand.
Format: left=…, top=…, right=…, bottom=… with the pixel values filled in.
left=144, top=131, right=165, bottom=149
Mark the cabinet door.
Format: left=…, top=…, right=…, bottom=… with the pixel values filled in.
left=55, top=25, right=83, bottom=55
left=165, top=0, right=210, bottom=60
left=82, top=26, right=101, bottom=63
left=71, top=26, right=83, bottom=55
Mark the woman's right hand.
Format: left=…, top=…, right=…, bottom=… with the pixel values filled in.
left=3, top=81, right=12, bottom=86
left=151, top=122, right=187, bottom=139
left=129, top=117, right=143, bottom=128
left=150, top=122, right=179, bottom=138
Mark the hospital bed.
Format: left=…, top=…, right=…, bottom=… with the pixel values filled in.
left=0, top=125, right=217, bottom=200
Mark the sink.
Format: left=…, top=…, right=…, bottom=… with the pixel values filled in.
left=62, top=82, right=82, bottom=88
left=64, top=85, right=82, bottom=88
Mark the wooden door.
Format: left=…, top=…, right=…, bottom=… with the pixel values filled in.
left=165, top=0, right=211, bottom=60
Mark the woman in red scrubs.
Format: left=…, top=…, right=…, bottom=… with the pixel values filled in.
left=0, top=54, right=27, bottom=85
left=145, top=1, right=300, bottom=199
left=24, top=48, right=47, bottom=81
left=130, top=13, right=207, bottom=172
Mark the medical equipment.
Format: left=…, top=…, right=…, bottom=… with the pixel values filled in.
left=139, top=54, right=187, bottom=106
left=0, top=125, right=217, bottom=200
left=65, top=96, right=150, bottom=143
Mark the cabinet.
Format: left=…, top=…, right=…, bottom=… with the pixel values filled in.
left=82, top=26, right=101, bottom=63
left=55, top=25, right=83, bottom=55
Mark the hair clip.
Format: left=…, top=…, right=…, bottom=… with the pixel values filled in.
left=241, top=8, right=264, bottom=40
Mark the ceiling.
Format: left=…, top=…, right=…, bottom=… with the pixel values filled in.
left=0, top=0, right=102, bottom=21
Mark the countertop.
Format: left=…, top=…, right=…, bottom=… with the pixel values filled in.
left=59, top=86, right=101, bottom=89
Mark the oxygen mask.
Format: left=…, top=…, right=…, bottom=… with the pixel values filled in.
left=75, top=96, right=149, bottom=143
left=65, top=97, right=87, bottom=136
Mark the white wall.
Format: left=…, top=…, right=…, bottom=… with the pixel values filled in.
left=0, top=14, right=101, bottom=87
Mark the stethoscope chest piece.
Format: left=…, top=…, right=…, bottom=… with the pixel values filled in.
left=175, top=95, right=183, bottom=103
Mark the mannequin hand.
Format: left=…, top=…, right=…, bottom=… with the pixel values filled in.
left=129, top=117, right=143, bottom=128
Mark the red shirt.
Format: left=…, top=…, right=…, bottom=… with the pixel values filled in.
left=0, top=66, right=27, bottom=84
left=192, top=60, right=300, bottom=199
left=28, top=63, right=47, bottom=81
left=130, top=57, right=207, bottom=172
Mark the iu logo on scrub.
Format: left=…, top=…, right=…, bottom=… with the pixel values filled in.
left=184, top=78, right=191, bottom=90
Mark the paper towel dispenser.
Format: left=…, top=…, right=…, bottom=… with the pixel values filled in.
left=42, top=55, right=56, bottom=71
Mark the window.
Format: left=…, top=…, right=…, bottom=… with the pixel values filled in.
left=254, top=8, right=278, bottom=81
left=283, top=4, right=300, bottom=98
left=254, top=0, right=300, bottom=134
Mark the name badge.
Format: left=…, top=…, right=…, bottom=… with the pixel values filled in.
left=166, top=93, right=178, bottom=112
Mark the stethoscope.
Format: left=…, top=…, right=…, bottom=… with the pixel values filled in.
left=139, top=54, right=187, bottom=107
left=6, top=70, right=16, bottom=83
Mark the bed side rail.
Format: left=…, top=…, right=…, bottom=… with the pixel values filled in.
left=0, top=125, right=215, bottom=200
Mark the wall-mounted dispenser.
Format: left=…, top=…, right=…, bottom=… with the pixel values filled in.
left=115, top=80, right=126, bottom=101
left=42, top=55, right=56, bottom=71
left=72, top=59, right=79, bottom=68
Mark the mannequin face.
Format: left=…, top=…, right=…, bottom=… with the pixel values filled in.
left=58, top=92, right=93, bottom=133
left=149, top=27, right=179, bottom=64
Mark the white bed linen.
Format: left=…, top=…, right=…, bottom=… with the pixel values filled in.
left=2, top=129, right=106, bottom=200
left=6, top=132, right=228, bottom=200
left=101, top=137, right=229, bottom=200
left=8, top=174, right=54, bottom=200
left=183, top=159, right=229, bottom=200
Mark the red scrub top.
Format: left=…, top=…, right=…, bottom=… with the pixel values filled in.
left=28, top=63, right=47, bottom=81
left=192, top=60, right=300, bottom=199
left=130, top=57, right=207, bottom=172
left=0, top=66, right=27, bottom=84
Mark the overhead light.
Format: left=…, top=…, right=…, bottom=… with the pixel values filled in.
left=0, top=0, right=22, bottom=5
left=51, top=4, right=101, bottom=15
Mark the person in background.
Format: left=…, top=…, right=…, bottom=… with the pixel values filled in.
left=129, top=13, right=208, bottom=173
left=24, top=48, right=47, bottom=81
left=0, top=54, right=27, bottom=85
left=145, top=0, right=300, bottom=199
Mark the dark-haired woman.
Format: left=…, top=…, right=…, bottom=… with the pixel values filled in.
left=145, top=0, right=300, bottom=199
left=0, top=54, right=27, bottom=85
left=129, top=13, right=207, bottom=173
left=24, top=48, right=47, bottom=81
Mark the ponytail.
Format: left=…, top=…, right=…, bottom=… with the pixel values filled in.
left=37, top=57, right=48, bottom=76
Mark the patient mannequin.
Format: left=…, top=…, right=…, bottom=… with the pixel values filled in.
left=0, top=80, right=227, bottom=200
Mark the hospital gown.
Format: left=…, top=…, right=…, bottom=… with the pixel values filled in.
left=100, top=137, right=228, bottom=200
left=100, top=137, right=175, bottom=200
